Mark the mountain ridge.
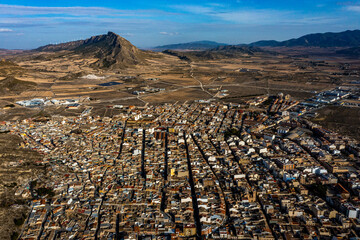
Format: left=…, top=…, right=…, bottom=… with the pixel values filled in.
left=163, top=45, right=264, bottom=61
left=153, top=29, right=360, bottom=50
left=154, top=40, right=228, bottom=51
left=249, top=30, right=360, bottom=47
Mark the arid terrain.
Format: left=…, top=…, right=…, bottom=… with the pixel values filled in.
left=0, top=133, right=45, bottom=240
left=1, top=44, right=359, bottom=117
left=0, top=32, right=360, bottom=239
left=313, top=106, right=360, bottom=141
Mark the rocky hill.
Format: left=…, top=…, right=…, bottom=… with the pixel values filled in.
left=36, top=32, right=144, bottom=68
left=35, top=40, right=85, bottom=52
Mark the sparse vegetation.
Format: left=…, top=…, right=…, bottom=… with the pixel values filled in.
left=312, top=106, right=360, bottom=141
left=4, top=104, right=15, bottom=108
left=0, top=134, right=44, bottom=239
left=13, top=214, right=26, bottom=226
left=35, top=187, right=55, bottom=197
left=11, top=231, right=19, bottom=240
left=224, top=128, right=241, bottom=139
left=310, top=183, right=328, bottom=198
left=0, top=76, right=37, bottom=94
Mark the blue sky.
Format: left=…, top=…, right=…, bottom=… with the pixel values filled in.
left=0, top=0, right=359, bottom=49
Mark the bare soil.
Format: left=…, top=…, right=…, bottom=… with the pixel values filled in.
left=312, top=106, right=360, bottom=141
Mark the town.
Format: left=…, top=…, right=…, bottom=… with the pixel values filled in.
left=2, top=93, right=360, bottom=240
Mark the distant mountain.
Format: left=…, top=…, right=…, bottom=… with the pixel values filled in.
left=249, top=30, right=360, bottom=47
left=154, top=41, right=228, bottom=51
left=249, top=40, right=281, bottom=47
left=163, top=45, right=264, bottom=61
left=336, top=47, right=360, bottom=57
left=211, top=45, right=264, bottom=55
left=0, top=49, right=24, bottom=57
left=35, top=32, right=144, bottom=68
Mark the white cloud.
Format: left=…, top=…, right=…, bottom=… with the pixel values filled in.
left=171, top=5, right=214, bottom=15
left=0, top=4, right=115, bottom=16
left=0, top=4, right=172, bottom=17
left=160, top=32, right=179, bottom=36
left=217, top=10, right=336, bottom=25
left=214, top=9, right=290, bottom=24
left=171, top=4, right=337, bottom=25
left=208, top=3, right=226, bottom=7
left=344, top=5, right=360, bottom=13
left=0, top=28, right=13, bottom=32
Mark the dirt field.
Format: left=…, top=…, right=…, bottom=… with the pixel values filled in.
left=312, top=106, right=360, bottom=141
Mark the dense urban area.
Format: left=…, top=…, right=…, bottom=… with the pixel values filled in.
left=1, top=90, right=360, bottom=240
